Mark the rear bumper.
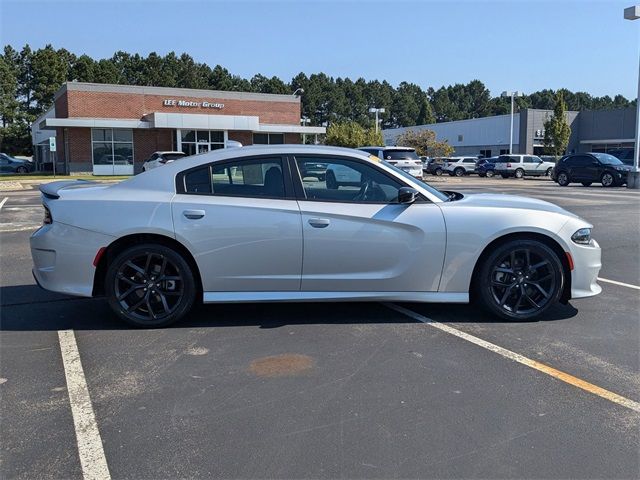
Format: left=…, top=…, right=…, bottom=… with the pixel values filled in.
left=30, top=222, right=116, bottom=297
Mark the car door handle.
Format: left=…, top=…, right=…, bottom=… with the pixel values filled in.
left=183, top=209, right=205, bottom=220
left=308, top=218, right=330, bottom=228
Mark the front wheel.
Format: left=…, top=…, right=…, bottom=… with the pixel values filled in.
left=546, top=167, right=553, bottom=176
left=514, top=168, right=525, bottom=179
left=454, top=167, right=465, bottom=177
left=601, top=172, right=616, bottom=187
left=105, top=244, right=196, bottom=327
left=475, top=240, right=564, bottom=321
left=16, top=166, right=28, bottom=174
left=486, top=170, right=495, bottom=178
left=434, top=168, right=443, bottom=176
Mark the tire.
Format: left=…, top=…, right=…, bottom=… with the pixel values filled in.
left=434, top=168, right=443, bottom=176
left=16, top=166, right=28, bottom=174
left=581, top=182, right=592, bottom=187
left=545, top=167, right=553, bottom=176
left=454, top=167, right=465, bottom=177
left=478, top=172, right=486, bottom=178
left=105, top=244, right=196, bottom=328
left=556, top=172, right=570, bottom=186
left=475, top=239, right=564, bottom=321
left=326, top=170, right=338, bottom=189
left=514, top=168, right=525, bottom=179
left=486, top=170, right=495, bottom=178
left=601, top=172, right=616, bottom=187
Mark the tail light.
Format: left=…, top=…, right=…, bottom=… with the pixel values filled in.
left=43, top=205, right=52, bottom=224
left=507, top=163, right=512, bottom=167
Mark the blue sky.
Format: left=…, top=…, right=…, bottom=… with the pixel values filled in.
left=1, top=0, right=638, bottom=99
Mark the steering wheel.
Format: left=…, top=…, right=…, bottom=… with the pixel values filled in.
left=355, top=179, right=385, bottom=202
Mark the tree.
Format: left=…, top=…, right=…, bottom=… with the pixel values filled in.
left=395, top=129, right=454, bottom=157
left=325, top=121, right=380, bottom=148
left=543, top=91, right=571, bottom=156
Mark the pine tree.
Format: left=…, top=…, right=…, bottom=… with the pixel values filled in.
left=543, top=91, right=571, bottom=156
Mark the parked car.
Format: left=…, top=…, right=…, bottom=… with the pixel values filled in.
left=142, top=151, right=187, bottom=171
left=606, top=147, right=634, bottom=166
left=494, top=155, right=555, bottom=178
left=0, top=153, right=34, bottom=174
left=443, top=157, right=478, bottom=176
left=31, top=145, right=601, bottom=327
left=552, top=152, right=631, bottom=187
left=425, top=158, right=446, bottom=176
left=357, top=146, right=423, bottom=178
left=476, top=157, right=498, bottom=177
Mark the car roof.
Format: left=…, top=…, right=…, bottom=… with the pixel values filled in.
left=358, top=146, right=416, bottom=151
left=155, top=151, right=186, bottom=155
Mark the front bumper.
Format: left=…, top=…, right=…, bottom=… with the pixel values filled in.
left=30, top=222, right=116, bottom=297
left=568, top=238, right=602, bottom=299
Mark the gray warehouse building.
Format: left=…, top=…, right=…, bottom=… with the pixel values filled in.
left=383, top=107, right=636, bottom=158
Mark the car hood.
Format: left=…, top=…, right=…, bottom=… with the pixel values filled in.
left=444, top=192, right=579, bottom=217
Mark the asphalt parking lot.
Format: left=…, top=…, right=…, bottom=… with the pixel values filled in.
left=1, top=177, right=639, bottom=479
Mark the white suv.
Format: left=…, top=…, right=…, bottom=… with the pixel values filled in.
left=357, top=146, right=423, bottom=178
left=142, top=151, right=187, bottom=172
left=494, top=155, right=556, bottom=178
left=444, top=157, right=478, bottom=176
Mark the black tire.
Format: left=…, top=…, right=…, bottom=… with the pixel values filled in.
left=16, top=166, right=28, bottom=174
left=545, top=167, right=553, bottom=176
left=434, top=168, right=443, bottom=176
left=454, top=167, right=465, bottom=177
left=581, top=182, right=592, bottom=187
left=486, top=170, right=495, bottom=178
left=556, top=172, right=570, bottom=186
left=475, top=239, right=564, bottom=321
left=326, top=170, right=338, bottom=189
left=601, top=172, right=616, bottom=187
left=514, top=168, right=525, bottom=179
left=105, top=244, right=196, bottom=328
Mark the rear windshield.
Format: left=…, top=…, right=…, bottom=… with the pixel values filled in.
left=383, top=149, right=419, bottom=160
left=592, top=153, right=623, bottom=165
left=164, top=153, right=187, bottom=161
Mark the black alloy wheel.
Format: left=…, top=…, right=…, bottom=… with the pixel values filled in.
left=601, top=172, right=615, bottom=187
left=476, top=240, right=563, bottom=321
left=557, top=172, right=570, bottom=186
left=106, top=244, right=196, bottom=327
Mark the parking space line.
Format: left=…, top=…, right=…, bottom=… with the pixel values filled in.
left=598, top=277, right=640, bottom=291
left=0, top=197, right=8, bottom=210
left=384, top=303, right=640, bottom=413
left=58, top=330, right=111, bottom=480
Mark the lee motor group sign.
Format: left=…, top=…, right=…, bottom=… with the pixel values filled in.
left=162, top=99, right=224, bottom=109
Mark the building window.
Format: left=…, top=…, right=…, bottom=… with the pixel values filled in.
left=91, top=128, right=133, bottom=168
left=500, top=149, right=509, bottom=155
left=457, top=134, right=463, bottom=142
left=253, top=133, right=285, bottom=145
left=480, top=149, right=492, bottom=158
left=180, top=130, right=225, bottom=156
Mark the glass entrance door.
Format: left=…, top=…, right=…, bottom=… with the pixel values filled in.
left=197, top=143, right=210, bottom=154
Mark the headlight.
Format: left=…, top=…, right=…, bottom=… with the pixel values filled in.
left=571, top=228, right=591, bottom=245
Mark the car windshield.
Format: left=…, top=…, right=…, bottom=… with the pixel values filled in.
left=163, top=153, right=186, bottom=161
left=381, top=160, right=449, bottom=201
left=383, top=149, right=419, bottom=160
left=592, top=153, right=623, bottom=165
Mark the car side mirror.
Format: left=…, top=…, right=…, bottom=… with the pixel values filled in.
left=398, top=187, right=418, bottom=204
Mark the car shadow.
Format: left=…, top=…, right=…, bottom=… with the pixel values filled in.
left=0, top=284, right=578, bottom=332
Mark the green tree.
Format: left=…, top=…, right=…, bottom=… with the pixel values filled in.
left=395, top=129, right=453, bottom=157
left=325, top=120, right=380, bottom=148
left=543, top=91, right=571, bottom=156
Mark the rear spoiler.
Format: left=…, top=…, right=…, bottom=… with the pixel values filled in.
left=39, top=180, right=97, bottom=199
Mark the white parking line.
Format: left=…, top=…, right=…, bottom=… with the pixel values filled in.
left=58, top=330, right=111, bottom=480
left=598, top=277, right=640, bottom=291
left=384, top=303, right=640, bottom=413
left=0, top=197, right=8, bottom=210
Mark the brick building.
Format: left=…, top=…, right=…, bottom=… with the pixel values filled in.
left=31, top=82, right=325, bottom=175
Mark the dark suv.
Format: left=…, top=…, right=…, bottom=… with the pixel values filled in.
left=552, top=152, right=631, bottom=187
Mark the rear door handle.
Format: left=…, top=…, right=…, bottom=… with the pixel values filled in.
left=308, top=218, right=330, bottom=228
left=183, top=209, right=205, bottom=220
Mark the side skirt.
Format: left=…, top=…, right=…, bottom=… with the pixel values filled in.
left=202, top=291, right=469, bottom=304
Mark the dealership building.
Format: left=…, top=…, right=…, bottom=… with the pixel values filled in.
left=31, top=82, right=325, bottom=175
left=383, top=107, right=636, bottom=158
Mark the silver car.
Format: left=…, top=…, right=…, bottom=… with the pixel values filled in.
left=30, top=145, right=601, bottom=327
left=494, top=154, right=556, bottom=178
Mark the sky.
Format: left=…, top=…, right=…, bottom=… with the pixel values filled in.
left=1, top=0, right=638, bottom=99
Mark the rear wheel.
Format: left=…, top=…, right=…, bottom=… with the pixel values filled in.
left=486, top=170, right=495, bottom=178
left=434, top=168, right=443, bottom=176
left=475, top=240, right=564, bottom=321
left=105, top=244, right=196, bottom=328
left=581, top=182, right=592, bottom=187
left=514, top=168, right=525, bottom=179
left=601, top=172, right=616, bottom=187
left=556, top=172, right=570, bottom=186
left=454, top=167, right=465, bottom=177
left=16, top=166, right=28, bottom=174
left=546, top=167, right=553, bottom=176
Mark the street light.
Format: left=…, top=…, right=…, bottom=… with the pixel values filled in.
left=624, top=4, right=640, bottom=189
left=501, top=91, right=523, bottom=154
left=368, top=107, right=385, bottom=134
left=292, top=88, right=304, bottom=97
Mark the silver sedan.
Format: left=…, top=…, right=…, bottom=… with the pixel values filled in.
left=30, top=145, right=601, bottom=327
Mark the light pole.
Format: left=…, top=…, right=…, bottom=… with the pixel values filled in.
left=625, top=5, right=640, bottom=189
left=501, top=91, right=522, bottom=154
left=300, top=116, right=310, bottom=144
left=368, top=107, right=385, bottom=134
left=292, top=88, right=304, bottom=97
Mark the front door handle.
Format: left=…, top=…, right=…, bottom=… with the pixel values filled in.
left=183, top=209, right=205, bottom=220
left=308, top=218, right=330, bottom=228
